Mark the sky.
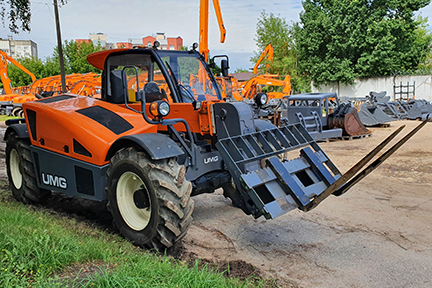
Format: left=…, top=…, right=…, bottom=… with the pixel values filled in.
left=2, top=0, right=432, bottom=71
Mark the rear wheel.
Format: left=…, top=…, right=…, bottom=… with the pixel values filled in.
left=106, top=147, right=194, bottom=251
left=5, top=133, right=50, bottom=203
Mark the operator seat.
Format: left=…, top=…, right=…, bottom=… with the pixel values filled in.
left=144, top=81, right=166, bottom=103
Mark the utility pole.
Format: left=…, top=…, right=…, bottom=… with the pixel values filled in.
left=53, top=0, right=66, bottom=93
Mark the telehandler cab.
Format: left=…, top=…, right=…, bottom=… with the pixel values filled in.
left=4, top=44, right=426, bottom=250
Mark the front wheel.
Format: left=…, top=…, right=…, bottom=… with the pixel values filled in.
left=5, top=133, right=50, bottom=203
left=106, top=147, right=194, bottom=251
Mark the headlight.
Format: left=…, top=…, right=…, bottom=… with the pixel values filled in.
left=255, top=92, right=268, bottom=106
left=150, top=100, right=170, bottom=118
left=158, top=101, right=170, bottom=116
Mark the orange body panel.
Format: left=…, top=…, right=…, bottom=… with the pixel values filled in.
left=13, top=95, right=37, bottom=103
left=0, top=93, right=20, bottom=101
left=23, top=95, right=158, bottom=166
left=125, top=101, right=217, bottom=136
left=163, top=101, right=215, bottom=135
left=87, top=49, right=129, bottom=70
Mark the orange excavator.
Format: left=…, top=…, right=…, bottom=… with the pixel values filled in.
left=240, top=43, right=291, bottom=100
left=0, top=51, right=37, bottom=115
left=0, top=51, right=36, bottom=97
left=11, top=73, right=100, bottom=104
left=253, top=43, right=273, bottom=75
left=69, top=76, right=102, bottom=97
left=241, top=74, right=291, bottom=100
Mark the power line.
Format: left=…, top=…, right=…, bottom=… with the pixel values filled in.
left=30, top=1, right=54, bottom=19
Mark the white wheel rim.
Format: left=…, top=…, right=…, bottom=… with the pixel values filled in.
left=10, top=148, right=23, bottom=189
left=117, top=171, right=151, bottom=231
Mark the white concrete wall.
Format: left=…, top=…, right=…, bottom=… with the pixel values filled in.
left=312, top=75, right=432, bottom=102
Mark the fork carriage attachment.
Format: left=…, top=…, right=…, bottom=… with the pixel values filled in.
left=217, top=123, right=342, bottom=219
left=216, top=120, right=428, bottom=220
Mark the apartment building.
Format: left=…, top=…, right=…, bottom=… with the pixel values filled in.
left=0, top=36, right=38, bottom=58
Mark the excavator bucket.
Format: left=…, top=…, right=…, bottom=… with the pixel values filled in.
left=376, top=101, right=407, bottom=120
left=216, top=120, right=427, bottom=219
left=328, top=102, right=370, bottom=136
left=358, top=102, right=395, bottom=126
left=402, top=100, right=432, bottom=121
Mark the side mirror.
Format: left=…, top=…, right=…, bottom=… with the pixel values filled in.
left=221, top=59, right=229, bottom=77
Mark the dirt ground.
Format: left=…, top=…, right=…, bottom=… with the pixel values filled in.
left=1, top=120, right=431, bottom=287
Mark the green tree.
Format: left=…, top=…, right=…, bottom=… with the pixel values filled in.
left=234, top=68, right=248, bottom=73
left=254, top=11, right=310, bottom=93
left=296, top=0, right=432, bottom=86
left=416, top=17, right=432, bottom=73
left=6, top=57, right=43, bottom=87
left=254, top=11, right=291, bottom=60
left=62, top=40, right=104, bottom=74
left=6, top=56, right=63, bottom=87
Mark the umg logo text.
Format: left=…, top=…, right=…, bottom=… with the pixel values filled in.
left=204, top=155, right=219, bottom=164
left=42, top=173, right=67, bottom=189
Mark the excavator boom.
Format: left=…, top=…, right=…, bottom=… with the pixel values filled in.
left=0, top=50, right=36, bottom=94
left=199, top=0, right=226, bottom=61
left=253, top=43, right=273, bottom=75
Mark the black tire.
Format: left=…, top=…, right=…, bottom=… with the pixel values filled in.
left=106, top=147, right=194, bottom=251
left=5, top=133, right=51, bottom=203
left=11, top=107, right=21, bottom=117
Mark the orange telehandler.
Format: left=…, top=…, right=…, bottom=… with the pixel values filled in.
left=4, top=44, right=426, bottom=250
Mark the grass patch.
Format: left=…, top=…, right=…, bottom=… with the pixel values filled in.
left=0, top=115, right=20, bottom=122
left=0, top=181, right=267, bottom=287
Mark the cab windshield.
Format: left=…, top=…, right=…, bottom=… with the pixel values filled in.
left=158, top=51, right=221, bottom=102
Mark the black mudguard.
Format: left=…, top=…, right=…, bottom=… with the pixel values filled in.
left=4, top=123, right=29, bottom=141
left=106, top=133, right=185, bottom=161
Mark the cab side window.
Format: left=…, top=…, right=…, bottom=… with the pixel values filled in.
left=106, top=54, right=173, bottom=103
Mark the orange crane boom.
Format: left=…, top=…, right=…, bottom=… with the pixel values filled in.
left=199, top=0, right=226, bottom=62
left=253, top=43, right=273, bottom=75
left=0, top=50, right=36, bottom=94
